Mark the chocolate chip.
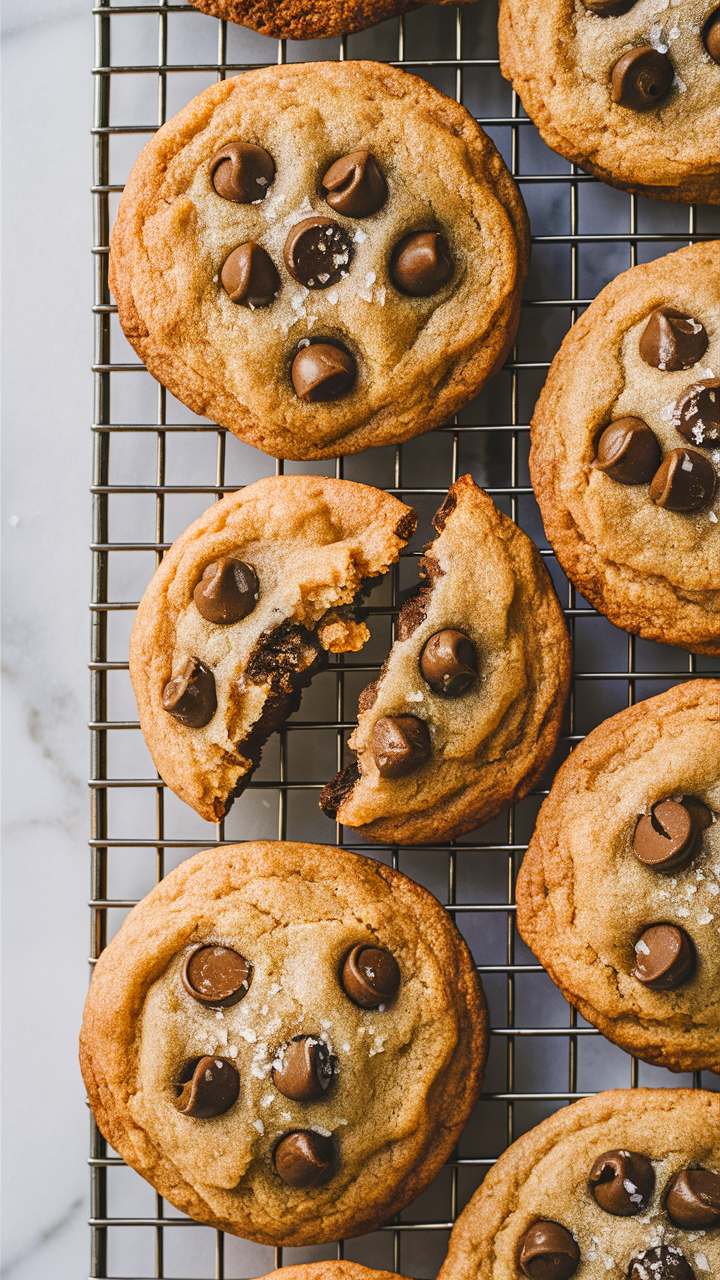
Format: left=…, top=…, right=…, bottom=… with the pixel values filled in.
left=322, top=150, right=387, bottom=218
left=182, top=944, right=252, bottom=1008
left=175, top=1056, right=240, bottom=1118
left=639, top=307, right=709, bottom=372
left=581, top=0, right=636, bottom=12
left=341, top=943, right=401, bottom=1008
left=589, top=1149, right=654, bottom=1215
left=666, top=1168, right=720, bottom=1228
left=273, top=1131, right=334, bottom=1188
left=220, top=243, right=280, bottom=308
left=649, top=448, right=716, bottom=512
left=704, top=9, right=720, bottom=63
left=519, top=1222, right=580, bottom=1280
left=672, top=379, right=720, bottom=447
left=633, top=799, right=700, bottom=873
left=611, top=47, right=674, bottom=110
left=592, top=417, right=661, bottom=484
left=162, top=658, right=216, bottom=728
left=420, top=630, right=478, bottom=696
left=371, top=714, right=431, bottom=778
left=632, top=923, right=695, bottom=990
left=390, top=231, right=454, bottom=296
left=272, top=1035, right=335, bottom=1102
left=209, top=142, right=275, bottom=203
left=283, top=217, right=354, bottom=289
left=291, top=342, right=356, bottom=402
left=193, top=558, right=259, bottom=625
left=680, top=795, right=713, bottom=831
left=627, top=1246, right=695, bottom=1280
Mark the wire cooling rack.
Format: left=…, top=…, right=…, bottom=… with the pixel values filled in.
left=90, top=3, right=719, bottom=1277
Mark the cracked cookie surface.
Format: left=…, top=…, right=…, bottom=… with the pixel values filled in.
left=187, top=0, right=472, bottom=39
left=321, top=476, right=571, bottom=844
left=530, top=243, right=720, bottom=656
left=109, top=61, right=528, bottom=460
left=79, top=841, right=488, bottom=1244
left=129, top=475, right=415, bottom=823
left=517, top=680, right=720, bottom=1073
left=499, top=0, right=720, bottom=201
left=438, top=1088, right=720, bottom=1280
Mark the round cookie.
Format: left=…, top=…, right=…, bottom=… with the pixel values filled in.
left=530, top=242, right=720, bottom=656
left=438, top=1088, right=720, bottom=1280
left=498, top=0, right=720, bottom=203
left=79, top=841, right=488, bottom=1244
left=108, top=61, right=529, bottom=461
left=129, top=475, right=415, bottom=823
left=320, top=475, right=571, bottom=844
left=259, top=1267, right=411, bottom=1280
left=187, top=0, right=473, bottom=40
left=517, top=680, right=719, bottom=1074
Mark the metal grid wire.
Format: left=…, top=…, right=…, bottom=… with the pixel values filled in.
left=90, top=3, right=719, bottom=1278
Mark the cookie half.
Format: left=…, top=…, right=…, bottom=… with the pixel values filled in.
left=129, top=475, right=415, bottom=823
left=320, top=476, right=571, bottom=844
left=517, top=679, right=719, bottom=1074
left=499, top=0, right=720, bottom=202
left=79, top=841, right=488, bottom=1244
left=438, top=1088, right=720, bottom=1280
left=187, top=0, right=471, bottom=39
left=259, top=1267, right=411, bottom=1280
left=109, top=61, right=529, bottom=460
left=530, top=242, right=720, bottom=656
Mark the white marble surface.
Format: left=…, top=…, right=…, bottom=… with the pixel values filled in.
left=2, top=3, right=718, bottom=1278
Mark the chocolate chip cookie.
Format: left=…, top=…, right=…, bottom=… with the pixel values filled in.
left=320, top=475, right=571, bottom=844
left=79, top=841, right=488, bottom=1244
left=530, top=242, right=720, bottom=657
left=499, top=0, right=720, bottom=202
left=109, top=61, right=529, bottom=460
left=260, top=1266, right=410, bottom=1280
left=129, top=475, right=415, bottom=823
left=438, top=1088, right=720, bottom=1280
left=517, top=679, right=719, bottom=1074
left=188, top=0, right=472, bottom=40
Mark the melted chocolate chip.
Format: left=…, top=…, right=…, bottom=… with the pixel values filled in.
left=162, top=658, right=216, bottom=728
left=611, top=47, right=674, bottom=110
left=390, top=231, right=454, bottom=296
left=371, top=714, right=431, bottom=778
left=639, top=307, right=709, bottom=372
left=182, top=944, right=252, bottom=1008
left=589, top=1149, right=654, bottom=1215
left=672, top=379, right=720, bottom=447
left=633, top=799, right=701, bottom=873
left=193, top=558, right=258, bottom=625
left=627, top=1246, right=695, bottom=1280
left=704, top=9, right=720, bottom=63
left=283, top=217, right=354, bottom=289
left=273, top=1131, right=334, bottom=1188
left=220, top=243, right=280, bottom=308
left=322, top=150, right=387, bottom=217
left=291, top=342, right=356, bottom=402
left=341, top=943, right=401, bottom=1008
left=209, top=143, right=275, bottom=203
left=420, top=630, right=478, bottom=696
left=175, top=1056, right=240, bottom=1118
left=632, top=923, right=695, bottom=990
left=680, top=795, right=714, bottom=831
left=519, top=1222, right=580, bottom=1280
left=649, top=448, right=716, bottom=512
left=666, top=1168, right=720, bottom=1228
left=582, top=0, right=636, bottom=11
left=592, top=417, right=661, bottom=484
left=272, top=1036, right=335, bottom=1102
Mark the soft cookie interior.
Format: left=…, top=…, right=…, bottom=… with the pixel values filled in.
left=320, top=475, right=571, bottom=844
left=129, top=476, right=416, bottom=822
